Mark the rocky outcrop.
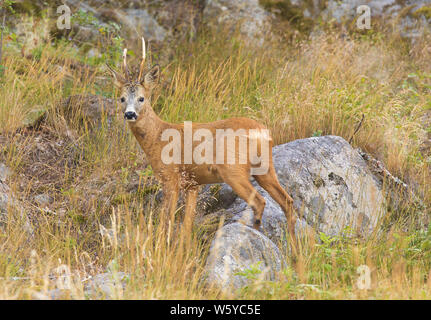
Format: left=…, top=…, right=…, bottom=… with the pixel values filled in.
left=97, top=8, right=169, bottom=43
left=271, top=135, right=384, bottom=237
left=203, top=136, right=385, bottom=244
left=272, top=0, right=431, bottom=40
left=204, top=222, right=284, bottom=289
left=204, top=135, right=388, bottom=289
left=61, top=0, right=201, bottom=45
left=10, top=0, right=429, bottom=51
left=323, top=0, right=430, bottom=39
left=203, top=0, right=273, bottom=44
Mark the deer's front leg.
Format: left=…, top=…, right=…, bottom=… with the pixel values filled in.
left=160, top=177, right=180, bottom=228
left=183, top=186, right=199, bottom=235
left=177, top=186, right=199, bottom=252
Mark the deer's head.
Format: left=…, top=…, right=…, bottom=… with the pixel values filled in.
left=107, top=38, right=160, bottom=122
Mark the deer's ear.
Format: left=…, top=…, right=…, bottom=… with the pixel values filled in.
left=142, top=65, right=160, bottom=89
left=106, top=64, right=126, bottom=88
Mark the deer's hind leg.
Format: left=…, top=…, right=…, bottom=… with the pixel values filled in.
left=253, top=165, right=297, bottom=248
left=217, top=167, right=266, bottom=230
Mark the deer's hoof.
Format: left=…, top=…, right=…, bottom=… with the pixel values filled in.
left=253, top=219, right=261, bottom=230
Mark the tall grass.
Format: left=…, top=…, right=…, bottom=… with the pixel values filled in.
left=0, top=28, right=430, bottom=299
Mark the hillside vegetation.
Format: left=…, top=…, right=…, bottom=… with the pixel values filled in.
left=0, top=1, right=431, bottom=299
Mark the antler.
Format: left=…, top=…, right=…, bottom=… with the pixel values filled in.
left=138, top=37, right=146, bottom=83
left=123, top=48, right=131, bottom=81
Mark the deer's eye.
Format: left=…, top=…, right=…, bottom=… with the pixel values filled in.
left=120, top=97, right=126, bottom=103
left=138, top=97, right=145, bottom=102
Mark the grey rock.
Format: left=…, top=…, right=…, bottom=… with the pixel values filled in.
left=34, top=194, right=52, bottom=206
left=62, top=95, right=119, bottom=127
left=32, top=288, right=70, bottom=300
left=0, top=164, right=33, bottom=234
left=203, top=0, right=273, bottom=44
left=22, top=107, right=47, bottom=129
left=217, top=184, right=238, bottom=208
left=86, top=48, right=101, bottom=59
left=197, top=184, right=238, bottom=213
left=271, top=136, right=384, bottom=237
left=215, top=136, right=384, bottom=243
left=324, top=0, right=430, bottom=21
left=194, top=184, right=239, bottom=241
left=322, top=0, right=397, bottom=21
left=204, top=223, right=284, bottom=289
left=106, top=9, right=169, bottom=42
left=0, top=163, right=11, bottom=182
left=297, top=0, right=431, bottom=41
left=203, top=136, right=385, bottom=289
left=12, top=15, right=50, bottom=56
left=0, top=182, right=11, bottom=226
left=71, top=25, right=102, bottom=44
left=64, top=0, right=101, bottom=17
left=63, top=1, right=168, bottom=44
left=84, top=272, right=128, bottom=299
left=148, top=0, right=204, bottom=42
left=194, top=209, right=236, bottom=243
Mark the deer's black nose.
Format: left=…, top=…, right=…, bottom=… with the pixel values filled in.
left=124, top=111, right=137, bottom=120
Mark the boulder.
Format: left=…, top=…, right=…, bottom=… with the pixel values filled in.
left=34, top=193, right=52, bottom=207
left=61, top=94, right=118, bottom=127
left=99, top=8, right=169, bottom=43
left=203, top=0, right=273, bottom=44
left=205, top=136, right=385, bottom=243
left=0, top=164, right=33, bottom=234
left=270, top=135, right=385, bottom=237
left=204, top=223, right=284, bottom=289
left=148, top=0, right=205, bottom=41
left=203, top=135, right=388, bottom=289
left=0, top=163, right=11, bottom=182
left=32, top=288, right=71, bottom=300
left=32, top=270, right=129, bottom=300
left=22, top=107, right=47, bottom=129
left=197, top=184, right=238, bottom=214
left=11, top=14, right=51, bottom=57
left=84, top=272, right=128, bottom=299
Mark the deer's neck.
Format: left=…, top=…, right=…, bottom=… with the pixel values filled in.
left=128, top=107, right=165, bottom=156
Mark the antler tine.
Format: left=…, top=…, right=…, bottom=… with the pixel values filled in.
left=123, top=48, right=131, bottom=81
left=138, top=37, right=146, bottom=83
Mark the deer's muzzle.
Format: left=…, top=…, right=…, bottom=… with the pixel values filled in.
left=124, top=111, right=138, bottom=121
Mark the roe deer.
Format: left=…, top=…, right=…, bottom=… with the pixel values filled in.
left=108, top=38, right=297, bottom=248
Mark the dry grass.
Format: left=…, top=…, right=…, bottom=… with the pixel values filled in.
left=0, top=27, right=430, bottom=299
